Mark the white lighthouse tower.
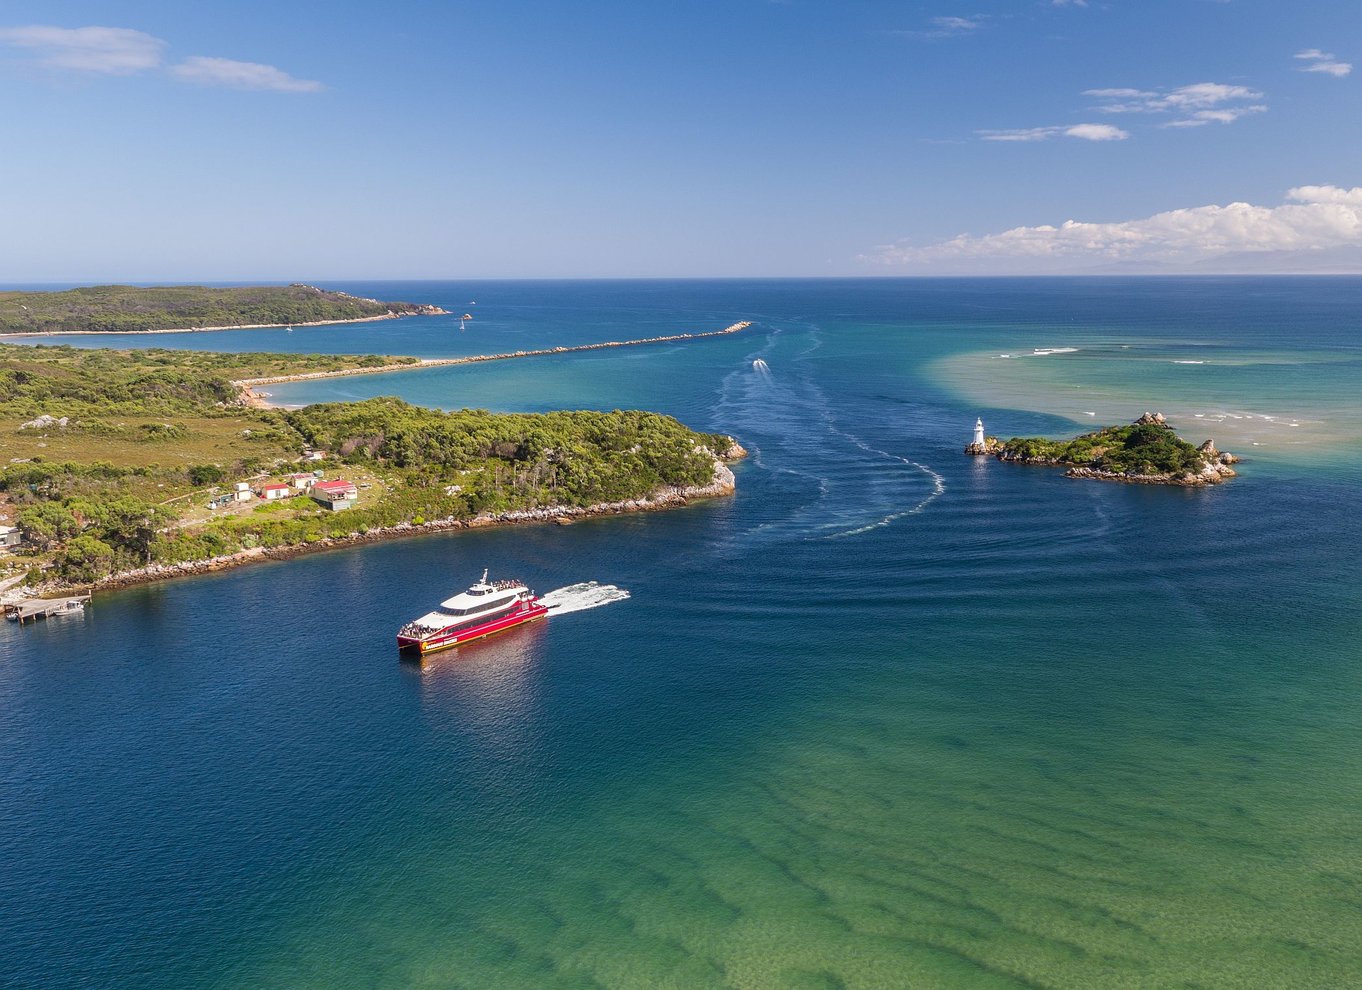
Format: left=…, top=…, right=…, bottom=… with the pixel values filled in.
left=973, top=417, right=985, bottom=447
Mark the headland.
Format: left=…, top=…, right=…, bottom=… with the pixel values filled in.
left=0, top=284, right=446, bottom=336
left=0, top=337, right=746, bottom=601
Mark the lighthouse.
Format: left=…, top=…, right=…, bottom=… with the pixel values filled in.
left=965, top=417, right=989, bottom=455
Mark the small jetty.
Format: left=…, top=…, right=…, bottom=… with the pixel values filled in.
left=6, top=594, right=90, bottom=624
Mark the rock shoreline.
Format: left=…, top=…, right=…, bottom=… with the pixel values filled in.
left=44, top=458, right=740, bottom=597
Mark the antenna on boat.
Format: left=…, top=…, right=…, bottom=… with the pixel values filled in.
left=480, top=568, right=489, bottom=584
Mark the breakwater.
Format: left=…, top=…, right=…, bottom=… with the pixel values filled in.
left=234, top=321, right=754, bottom=393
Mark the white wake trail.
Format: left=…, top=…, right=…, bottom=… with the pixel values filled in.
left=539, top=582, right=631, bottom=615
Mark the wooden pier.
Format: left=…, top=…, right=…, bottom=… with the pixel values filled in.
left=5, top=594, right=90, bottom=624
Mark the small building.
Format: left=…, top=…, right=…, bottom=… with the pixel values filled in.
left=260, top=483, right=292, bottom=500
left=0, top=525, right=23, bottom=549
left=233, top=482, right=253, bottom=503
left=285, top=473, right=317, bottom=490
left=311, top=479, right=358, bottom=511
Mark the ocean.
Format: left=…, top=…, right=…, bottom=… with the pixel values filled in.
left=3, top=278, right=1360, bottom=988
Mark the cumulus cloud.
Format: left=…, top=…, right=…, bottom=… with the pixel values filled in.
left=1295, top=49, right=1352, bottom=77
left=0, top=24, right=164, bottom=74
left=1083, top=81, right=1266, bottom=126
left=979, top=123, right=1129, bottom=142
left=863, top=185, right=1362, bottom=270
left=170, top=56, right=323, bottom=93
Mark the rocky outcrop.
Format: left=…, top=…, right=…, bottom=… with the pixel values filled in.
left=964, top=437, right=1003, bottom=456
left=1063, top=462, right=1236, bottom=486
left=720, top=439, right=749, bottom=461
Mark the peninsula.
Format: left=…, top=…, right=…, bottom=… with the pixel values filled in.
left=967, top=413, right=1239, bottom=486
left=0, top=343, right=742, bottom=596
left=0, top=284, right=446, bottom=336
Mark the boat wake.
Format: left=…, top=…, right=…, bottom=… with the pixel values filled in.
left=710, top=326, right=945, bottom=545
left=539, top=582, right=631, bottom=615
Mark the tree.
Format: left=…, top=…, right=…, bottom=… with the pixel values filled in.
left=57, top=535, right=114, bottom=583
left=16, top=502, right=80, bottom=551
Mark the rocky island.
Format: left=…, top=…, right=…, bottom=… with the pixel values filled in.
left=967, top=412, right=1238, bottom=486
left=0, top=283, right=446, bottom=335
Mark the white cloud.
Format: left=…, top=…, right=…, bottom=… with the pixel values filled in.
left=1064, top=123, right=1129, bottom=141
left=1159, top=82, right=1261, bottom=109
left=0, top=24, right=164, bottom=74
left=979, top=122, right=1129, bottom=142
left=170, top=56, right=323, bottom=93
left=931, top=16, right=982, bottom=32
left=1295, top=49, right=1352, bottom=77
left=1052, top=0, right=1088, bottom=6
left=1083, top=81, right=1266, bottom=125
left=863, top=186, right=1362, bottom=270
left=979, top=127, right=1057, bottom=142
left=896, top=15, right=986, bottom=39
left=1164, top=105, right=1268, bottom=127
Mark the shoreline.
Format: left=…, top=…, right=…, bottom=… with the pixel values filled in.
left=233, top=321, right=754, bottom=404
left=0, top=310, right=445, bottom=339
left=43, top=459, right=740, bottom=597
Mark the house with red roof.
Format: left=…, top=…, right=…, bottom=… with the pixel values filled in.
left=311, top=479, right=358, bottom=511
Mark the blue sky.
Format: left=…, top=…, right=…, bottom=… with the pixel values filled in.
left=3, top=0, right=1360, bottom=278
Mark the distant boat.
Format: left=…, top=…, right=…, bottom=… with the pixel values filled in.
left=461, top=313, right=474, bottom=320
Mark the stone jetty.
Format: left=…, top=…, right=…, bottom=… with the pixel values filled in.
left=235, top=321, right=755, bottom=394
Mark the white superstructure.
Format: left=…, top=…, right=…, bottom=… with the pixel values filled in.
left=405, top=571, right=531, bottom=634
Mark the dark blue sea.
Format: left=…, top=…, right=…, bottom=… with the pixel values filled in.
left=3, top=278, right=1360, bottom=988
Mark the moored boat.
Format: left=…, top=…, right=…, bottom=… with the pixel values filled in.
left=396, top=570, right=547, bottom=655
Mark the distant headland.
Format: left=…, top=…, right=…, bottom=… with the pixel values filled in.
left=967, top=412, right=1239, bottom=486
left=0, top=284, right=446, bottom=336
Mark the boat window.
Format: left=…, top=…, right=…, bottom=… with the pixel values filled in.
left=439, top=594, right=515, bottom=618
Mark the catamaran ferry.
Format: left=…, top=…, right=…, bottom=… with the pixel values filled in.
left=396, top=570, right=548, bottom=654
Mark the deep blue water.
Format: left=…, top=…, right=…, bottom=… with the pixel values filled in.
left=2, top=279, right=1361, bottom=988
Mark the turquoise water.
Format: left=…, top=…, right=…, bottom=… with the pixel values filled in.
left=2, top=279, right=1360, bottom=988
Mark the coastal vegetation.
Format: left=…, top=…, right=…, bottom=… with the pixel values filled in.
left=981, top=413, right=1238, bottom=485
left=0, top=345, right=737, bottom=588
left=0, top=284, right=444, bottom=335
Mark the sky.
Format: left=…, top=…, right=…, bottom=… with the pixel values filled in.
left=2, top=0, right=1360, bottom=279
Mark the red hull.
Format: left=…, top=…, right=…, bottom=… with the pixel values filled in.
left=397, top=599, right=548, bottom=654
